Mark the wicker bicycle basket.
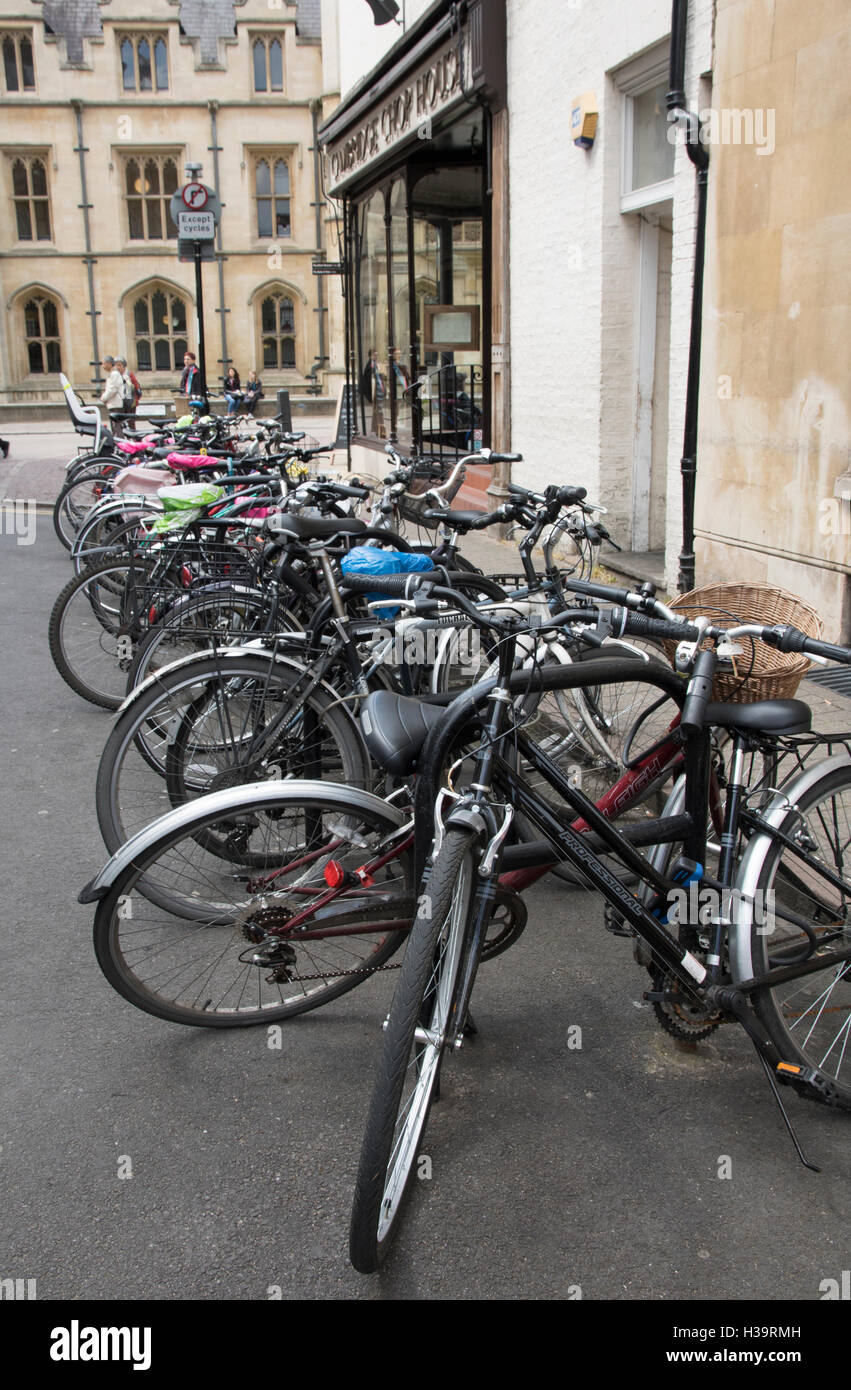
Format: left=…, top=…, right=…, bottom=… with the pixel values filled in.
left=661, top=582, right=824, bottom=703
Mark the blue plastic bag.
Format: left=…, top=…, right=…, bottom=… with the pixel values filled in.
left=341, top=546, right=433, bottom=617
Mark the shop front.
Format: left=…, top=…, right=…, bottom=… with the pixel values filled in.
left=320, top=0, right=507, bottom=499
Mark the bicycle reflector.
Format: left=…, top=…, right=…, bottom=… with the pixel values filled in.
left=324, top=860, right=346, bottom=888
left=323, top=861, right=375, bottom=888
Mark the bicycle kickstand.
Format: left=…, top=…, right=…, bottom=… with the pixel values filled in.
left=709, top=984, right=821, bottom=1173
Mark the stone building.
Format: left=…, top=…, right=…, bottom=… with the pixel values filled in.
left=695, top=0, right=850, bottom=639
left=0, top=0, right=342, bottom=413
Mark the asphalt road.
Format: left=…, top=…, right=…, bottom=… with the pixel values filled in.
left=1, top=523, right=850, bottom=1308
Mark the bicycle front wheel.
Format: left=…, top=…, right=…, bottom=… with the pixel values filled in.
left=92, top=785, right=414, bottom=1027
left=349, top=827, right=476, bottom=1272
left=744, top=762, right=851, bottom=1110
left=48, top=554, right=169, bottom=709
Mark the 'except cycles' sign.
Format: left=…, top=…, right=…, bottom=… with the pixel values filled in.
left=177, top=211, right=216, bottom=240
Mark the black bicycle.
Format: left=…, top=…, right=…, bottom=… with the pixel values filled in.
left=346, top=571, right=851, bottom=1271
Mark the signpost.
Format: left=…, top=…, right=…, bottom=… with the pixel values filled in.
left=169, top=165, right=221, bottom=408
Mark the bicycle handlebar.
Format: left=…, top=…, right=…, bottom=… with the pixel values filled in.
left=763, top=624, right=851, bottom=665
left=340, top=571, right=445, bottom=596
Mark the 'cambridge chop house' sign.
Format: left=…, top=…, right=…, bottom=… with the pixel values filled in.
left=325, top=38, right=471, bottom=193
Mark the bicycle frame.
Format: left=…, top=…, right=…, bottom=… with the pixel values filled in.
left=414, top=651, right=851, bottom=1039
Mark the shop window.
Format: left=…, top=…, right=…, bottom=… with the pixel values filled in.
left=351, top=165, right=484, bottom=454
left=10, top=154, right=51, bottom=241
left=131, top=283, right=188, bottom=372
left=22, top=291, right=61, bottom=374
left=124, top=155, right=179, bottom=240
left=2, top=32, right=35, bottom=92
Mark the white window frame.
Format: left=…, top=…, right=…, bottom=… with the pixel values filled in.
left=615, top=42, right=675, bottom=214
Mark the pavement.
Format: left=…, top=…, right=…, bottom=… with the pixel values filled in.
left=1, top=521, right=850, bottom=1306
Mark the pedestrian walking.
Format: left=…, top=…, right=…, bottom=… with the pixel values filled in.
left=99, top=355, right=126, bottom=436
left=115, top=356, right=140, bottom=431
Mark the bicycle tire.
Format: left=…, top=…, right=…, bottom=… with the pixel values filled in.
left=53, top=461, right=123, bottom=550
left=96, top=651, right=371, bottom=866
left=92, top=786, right=414, bottom=1027
left=744, top=763, right=851, bottom=1110
left=125, top=584, right=290, bottom=691
left=48, top=554, right=171, bottom=709
left=350, top=826, right=476, bottom=1272
left=71, top=507, right=160, bottom=574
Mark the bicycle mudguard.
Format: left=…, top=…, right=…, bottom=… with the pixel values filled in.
left=729, top=749, right=851, bottom=986
left=116, top=638, right=315, bottom=713
left=78, top=782, right=407, bottom=903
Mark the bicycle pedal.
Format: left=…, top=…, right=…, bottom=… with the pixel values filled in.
left=775, top=1062, right=844, bottom=1108
left=603, top=903, right=633, bottom=938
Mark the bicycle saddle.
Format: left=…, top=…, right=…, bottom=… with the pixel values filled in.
left=359, top=691, right=445, bottom=775
left=422, top=508, right=490, bottom=531
left=705, top=698, right=811, bottom=735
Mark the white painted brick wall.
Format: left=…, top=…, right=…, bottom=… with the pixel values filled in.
left=507, top=0, right=714, bottom=577
left=326, top=0, right=715, bottom=581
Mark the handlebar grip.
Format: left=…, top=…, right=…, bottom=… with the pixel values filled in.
left=488, top=452, right=523, bottom=464
left=614, top=610, right=700, bottom=643
left=768, top=625, right=851, bottom=665
left=315, top=482, right=370, bottom=500
left=340, top=571, right=443, bottom=596
left=561, top=576, right=634, bottom=604
left=803, top=637, right=851, bottom=664
left=557, top=485, right=588, bottom=506
left=507, top=482, right=544, bottom=503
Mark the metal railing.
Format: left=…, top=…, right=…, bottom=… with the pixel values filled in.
left=405, top=362, right=485, bottom=464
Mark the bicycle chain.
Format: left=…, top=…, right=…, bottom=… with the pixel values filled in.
left=267, top=960, right=402, bottom=983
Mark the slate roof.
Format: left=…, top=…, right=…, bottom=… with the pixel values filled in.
left=177, top=0, right=240, bottom=66
left=296, top=0, right=321, bottom=41
left=38, top=0, right=104, bottom=65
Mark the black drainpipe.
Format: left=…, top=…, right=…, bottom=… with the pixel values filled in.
left=310, top=101, right=328, bottom=384
left=667, top=0, right=709, bottom=595
left=71, top=101, right=101, bottom=387
left=208, top=101, right=229, bottom=390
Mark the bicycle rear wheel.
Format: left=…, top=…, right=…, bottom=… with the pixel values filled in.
left=92, top=786, right=414, bottom=1027
left=349, top=827, right=476, bottom=1272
